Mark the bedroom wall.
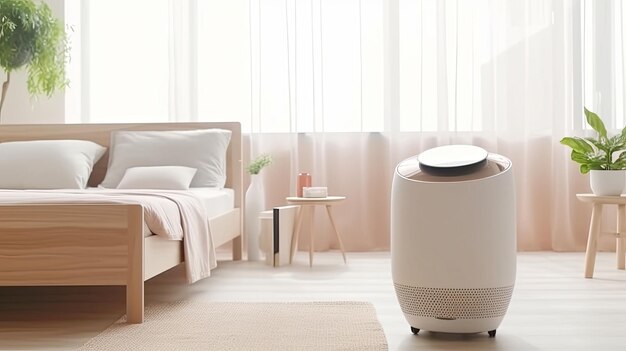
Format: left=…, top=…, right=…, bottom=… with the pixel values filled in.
left=0, top=0, right=65, bottom=125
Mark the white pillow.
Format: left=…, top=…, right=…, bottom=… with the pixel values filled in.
left=0, top=140, right=106, bottom=189
left=100, top=129, right=231, bottom=189
left=117, top=166, right=197, bottom=190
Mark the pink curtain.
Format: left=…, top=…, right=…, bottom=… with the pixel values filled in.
left=247, top=132, right=616, bottom=253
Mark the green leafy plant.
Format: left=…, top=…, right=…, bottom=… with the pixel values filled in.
left=560, top=107, right=626, bottom=174
left=0, top=0, right=69, bottom=120
left=246, top=154, right=272, bottom=175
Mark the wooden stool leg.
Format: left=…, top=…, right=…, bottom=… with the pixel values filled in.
left=290, top=206, right=305, bottom=264
left=326, top=205, right=347, bottom=264
left=309, top=206, right=315, bottom=267
left=618, top=205, right=625, bottom=270
left=585, top=203, right=603, bottom=278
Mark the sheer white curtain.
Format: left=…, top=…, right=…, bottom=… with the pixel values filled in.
left=579, top=0, right=626, bottom=252
left=583, top=0, right=626, bottom=127
left=77, top=0, right=170, bottom=122
left=75, top=0, right=625, bottom=251
left=250, top=0, right=586, bottom=251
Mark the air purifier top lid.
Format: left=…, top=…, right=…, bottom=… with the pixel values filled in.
left=396, top=146, right=510, bottom=182
left=417, top=145, right=488, bottom=176
left=418, top=145, right=487, bottom=168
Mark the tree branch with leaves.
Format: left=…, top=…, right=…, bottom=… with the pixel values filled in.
left=0, top=0, right=69, bottom=120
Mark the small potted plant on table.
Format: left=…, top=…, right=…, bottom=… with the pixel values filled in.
left=560, top=108, right=626, bottom=196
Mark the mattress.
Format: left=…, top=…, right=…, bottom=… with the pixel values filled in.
left=187, top=188, right=235, bottom=218
left=140, top=188, right=235, bottom=237
left=0, top=187, right=234, bottom=239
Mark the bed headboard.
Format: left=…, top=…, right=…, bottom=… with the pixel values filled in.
left=0, top=122, right=243, bottom=207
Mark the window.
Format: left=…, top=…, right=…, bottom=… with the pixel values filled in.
left=67, top=1, right=624, bottom=133
left=73, top=0, right=169, bottom=123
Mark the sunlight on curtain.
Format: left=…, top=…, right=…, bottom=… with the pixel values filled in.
left=583, top=0, right=626, bottom=129
left=242, top=0, right=384, bottom=133
left=82, top=0, right=170, bottom=122
left=197, top=1, right=250, bottom=127
left=77, top=0, right=573, bottom=134
left=398, top=0, right=555, bottom=133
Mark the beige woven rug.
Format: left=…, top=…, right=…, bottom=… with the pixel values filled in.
left=78, top=301, right=388, bottom=351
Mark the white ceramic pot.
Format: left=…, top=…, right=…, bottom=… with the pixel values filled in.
left=589, top=170, right=626, bottom=196
left=245, top=175, right=265, bottom=260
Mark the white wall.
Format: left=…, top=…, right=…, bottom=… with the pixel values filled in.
left=0, top=0, right=65, bottom=124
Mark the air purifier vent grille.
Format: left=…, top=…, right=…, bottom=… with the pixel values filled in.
left=394, top=283, right=514, bottom=319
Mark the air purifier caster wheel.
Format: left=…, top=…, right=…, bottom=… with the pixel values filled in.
left=410, top=327, right=420, bottom=335
left=488, top=329, right=497, bottom=337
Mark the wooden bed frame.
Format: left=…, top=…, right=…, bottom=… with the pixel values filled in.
left=0, top=122, right=243, bottom=324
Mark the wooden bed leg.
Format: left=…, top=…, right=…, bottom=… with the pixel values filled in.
left=126, top=206, right=145, bottom=323
left=232, top=235, right=243, bottom=261
left=126, top=278, right=144, bottom=323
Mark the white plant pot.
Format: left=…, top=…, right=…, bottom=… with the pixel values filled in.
left=589, top=170, right=626, bottom=196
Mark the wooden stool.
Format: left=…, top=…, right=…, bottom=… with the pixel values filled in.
left=576, top=194, right=626, bottom=278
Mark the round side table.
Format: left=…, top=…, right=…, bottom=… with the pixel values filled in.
left=286, top=196, right=347, bottom=267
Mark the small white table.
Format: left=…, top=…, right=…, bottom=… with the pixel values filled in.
left=577, top=194, right=626, bottom=278
left=286, top=196, right=347, bottom=267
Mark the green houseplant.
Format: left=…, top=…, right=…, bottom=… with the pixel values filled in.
left=246, top=154, right=273, bottom=175
left=560, top=107, right=626, bottom=195
left=0, top=0, right=69, bottom=120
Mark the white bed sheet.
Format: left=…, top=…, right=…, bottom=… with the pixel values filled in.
left=142, top=188, right=234, bottom=237
left=86, top=187, right=235, bottom=237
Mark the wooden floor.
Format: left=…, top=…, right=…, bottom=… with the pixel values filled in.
left=1, top=251, right=625, bottom=350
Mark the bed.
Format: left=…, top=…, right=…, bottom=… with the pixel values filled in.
left=0, top=122, right=243, bottom=324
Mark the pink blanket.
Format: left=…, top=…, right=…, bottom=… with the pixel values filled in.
left=0, top=189, right=216, bottom=283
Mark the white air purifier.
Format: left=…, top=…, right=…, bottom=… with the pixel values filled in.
left=391, top=145, right=516, bottom=337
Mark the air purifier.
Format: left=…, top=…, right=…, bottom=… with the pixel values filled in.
left=391, top=145, right=516, bottom=337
